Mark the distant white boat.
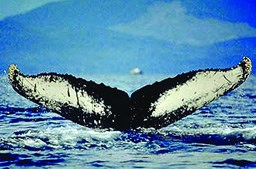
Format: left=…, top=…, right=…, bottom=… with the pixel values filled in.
left=130, top=68, right=142, bottom=75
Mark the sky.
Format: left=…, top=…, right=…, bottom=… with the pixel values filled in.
left=0, top=0, right=255, bottom=74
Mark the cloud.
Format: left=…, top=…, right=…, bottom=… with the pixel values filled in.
left=110, top=1, right=256, bottom=46
left=0, top=0, right=67, bottom=21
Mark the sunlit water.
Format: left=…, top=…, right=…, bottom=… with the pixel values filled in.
left=0, top=74, right=256, bottom=168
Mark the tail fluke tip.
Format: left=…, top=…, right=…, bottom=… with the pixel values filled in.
left=240, top=57, right=252, bottom=79
left=8, top=64, right=19, bottom=82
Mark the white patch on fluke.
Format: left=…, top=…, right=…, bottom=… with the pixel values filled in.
left=11, top=70, right=109, bottom=116
left=150, top=66, right=244, bottom=117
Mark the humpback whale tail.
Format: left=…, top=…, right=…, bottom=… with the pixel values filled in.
left=8, top=57, right=252, bottom=130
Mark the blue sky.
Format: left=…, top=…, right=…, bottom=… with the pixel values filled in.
left=0, top=0, right=255, bottom=74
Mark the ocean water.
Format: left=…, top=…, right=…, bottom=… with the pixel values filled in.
left=0, top=74, right=256, bottom=168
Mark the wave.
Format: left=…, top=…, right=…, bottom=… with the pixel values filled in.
left=0, top=152, right=66, bottom=167
left=0, top=106, right=48, bottom=113
left=1, top=125, right=256, bottom=154
left=213, top=159, right=256, bottom=168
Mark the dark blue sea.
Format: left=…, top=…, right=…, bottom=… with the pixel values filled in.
left=0, top=74, right=256, bottom=168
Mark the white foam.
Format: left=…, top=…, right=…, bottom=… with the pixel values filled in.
left=12, top=125, right=121, bottom=148
left=22, top=138, right=47, bottom=148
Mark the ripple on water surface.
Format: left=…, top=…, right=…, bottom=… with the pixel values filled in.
left=0, top=75, right=256, bottom=168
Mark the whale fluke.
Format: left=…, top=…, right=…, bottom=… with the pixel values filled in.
left=130, top=57, right=252, bottom=129
left=8, top=65, right=131, bottom=130
left=8, top=57, right=252, bottom=130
